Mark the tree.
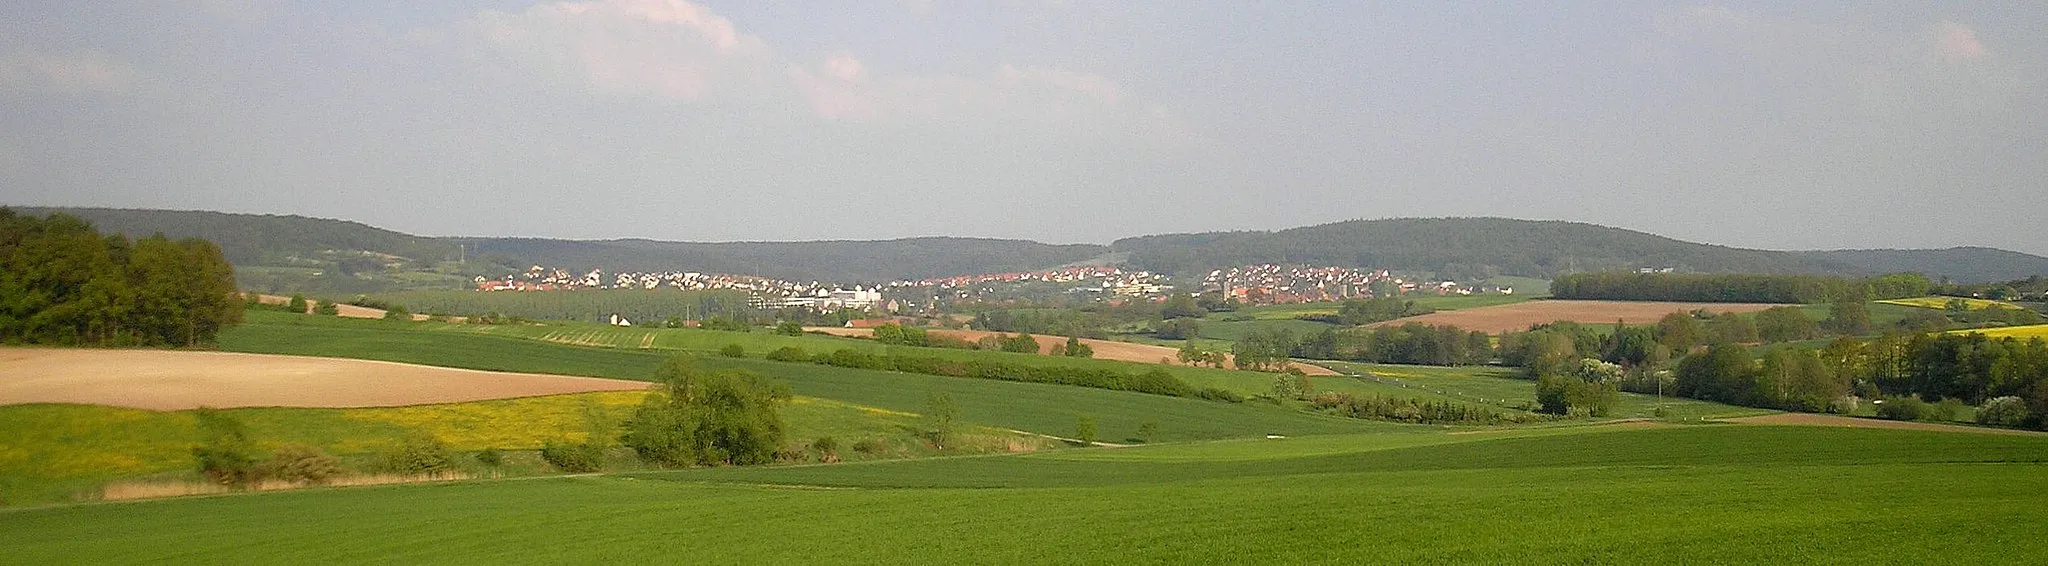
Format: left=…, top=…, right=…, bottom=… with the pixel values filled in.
left=775, top=320, right=804, bottom=336
left=1755, top=307, right=1821, bottom=343
left=621, top=357, right=791, bottom=467
left=1074, top=416, right=1098, bottom=446
left=1655, top=312, right=1703, bottom=353
left=1000, top=332, right=1041, bottom=354
left=1155, top=317, right=1200, bottom=340
left=191, top=408, right=261, bottom=487
left=287, top=294, right=308, bottom=314
left=1159, top=293, right=1204, bottom=320
left=1061, top=336, right=1093, bottom=358
left=1826, top=298, right=1871, bottom=335
left=1136, top=421, right=1161, bottom=443
left=921, top=392, right=959, bottom=449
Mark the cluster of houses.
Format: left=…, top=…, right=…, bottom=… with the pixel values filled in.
left=1196, top=264, right=1511, bottom=305
left=473, top=265, right=884, bottom=312
left=884, top=265, right=1174, bottom=301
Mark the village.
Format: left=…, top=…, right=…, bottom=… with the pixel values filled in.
left=473, top=261, right=1507, bottom=315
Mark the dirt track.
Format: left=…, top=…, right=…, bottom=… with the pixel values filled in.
left=1372, top=300, right=1787, bottom=334
left=0, top=348, right=651, bottom=411
left=1723, top=413, right=2042, bottom=436
left=809, top=327, right=1338, bottom=376
left=253, top=294, right=431, bottom=321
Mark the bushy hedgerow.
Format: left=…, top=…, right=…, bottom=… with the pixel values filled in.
left=539, top=440, right=605, bottom=472
left=1309, top=392, right=1540, bottom=425
left=808, top=348, right=1220, bottom=401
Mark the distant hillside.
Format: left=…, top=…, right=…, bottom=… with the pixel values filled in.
left=462, top=237, right=1109, bottom=282
left=1111, top=218, right=1863, bottom=279
left=12, top=206, right=456, bottom=266
left=1792, top=248, right=2048, bottom=284
left=5, top=207, right=1108, bottom=284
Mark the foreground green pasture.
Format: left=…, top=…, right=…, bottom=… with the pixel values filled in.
left=217, top=316, right=1387, bottom=443
left=6, top=426, right=2045, bottom=563
left=0, top=392, right=948, bottom=506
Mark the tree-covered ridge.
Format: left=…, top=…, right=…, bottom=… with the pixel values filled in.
left=1111, top=217, right=1863, bottom=278
left=1552, top=272, right=1935, bottom=304
left=13, top=206, right=455, bottom=267
left=1795, top=247, right=2048, bottom=285
left=0, top=209, right=241, bottom=346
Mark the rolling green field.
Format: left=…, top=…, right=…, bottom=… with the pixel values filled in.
left=217, top=312, right=1393, bottom=444
left=5, top=425, right=2045, bottom=563
left=0, top=391, right=1027, bottom=507
left=1318, top=362, right=1774, bottom=421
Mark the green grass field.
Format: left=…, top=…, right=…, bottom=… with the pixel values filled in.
left=217, top=312, right=1394, bottom=444
left=1317, top=362, right=1774, bottom=420
left=0, top=391, right=1033, bottom=507
left=5, top=425, right=2044, bottom=563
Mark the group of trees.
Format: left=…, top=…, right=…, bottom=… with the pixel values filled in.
left=1229, top=324, right=1494, bottom=369
left=1552, top=272, right=1931, bottom=304
left=1307, top=392, right=1526, bottom=425
left=621, top=358, right=790, bottom=467
left=1299, top=297, right=1435, bottom=326
left=1664, top=333, right=2048, bottom=428
left=0, top=209, right=241, bottom=346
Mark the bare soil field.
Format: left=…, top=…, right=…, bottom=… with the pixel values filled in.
left=252, top=294, right=434, bottom=321
left=809, top=328, right=1338, bottom=376
left=1370, top=300, right=1787, bottom=334
left=0, top=348, right=651, bottom=411
left=1725, top=413, right=2042, bottom=436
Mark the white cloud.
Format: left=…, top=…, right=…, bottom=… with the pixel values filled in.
left=1933, top=21, right=1990, bottom=62
left=473, top=0, right=770, bottom=101
left=0, top=50, right=140, bottom=95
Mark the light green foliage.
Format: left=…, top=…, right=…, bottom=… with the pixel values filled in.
left=718, top=343, right=745, bottom=358
left=379, top=433, right=453, bottom=475
left=1978, top=396, right=2029, bottom=427
left=775, top=321, right=804, bottom=336
left=1074, top=416, right=1097, bottom=446
left=1061, top=336, right=1093, bottom=358
left=191, top=409, right=260, bottom=487
left=921, top=392, right=959, bottom=449
left=621, top=357, right=790, bottom=467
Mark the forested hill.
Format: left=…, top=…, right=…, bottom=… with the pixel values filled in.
left=12, top=207, right=455, bottom=267
left=1793, top=248, right=2048, bottom=285
left=460, top=237, right=1109, bottom=282
left=1112, top=218, right=1862, bottom=279
left=7, top=207, right=1108, bottom=282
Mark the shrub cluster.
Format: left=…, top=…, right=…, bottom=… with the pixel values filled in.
left=1308, top=392, right=1532, bottom=425
left=802, top=347, right=1221, bottom=401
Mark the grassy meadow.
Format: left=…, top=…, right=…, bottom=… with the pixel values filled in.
left=5, top=425, right=2046, bottom=563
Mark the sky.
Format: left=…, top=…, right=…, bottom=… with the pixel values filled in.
left=3, top=1, right=2044, bottom=255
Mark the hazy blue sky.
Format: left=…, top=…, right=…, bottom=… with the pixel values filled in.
left=4, top=1, right=2043, bottom=254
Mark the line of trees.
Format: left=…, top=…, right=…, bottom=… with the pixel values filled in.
left=1551, top=272, right=1932, bottom=304
left=1230, top=323, right=1494, bottom=369
left=1668, top=332, right=2048, bottom=428
left=766, top=345, right=1242, bottom=402
left=0, top=209, right=241, bottom=346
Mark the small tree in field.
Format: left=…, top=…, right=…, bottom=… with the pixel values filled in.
left=1074, top=416, right=1098, bottom=446
left=286, top=294, right=308, bottom=313
left=922, top=392, right=960, bottom=449
left=192, top=408, right=262, bottom=487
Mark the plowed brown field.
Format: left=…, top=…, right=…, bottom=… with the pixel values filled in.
left=0, top=348, right=650, bottom=411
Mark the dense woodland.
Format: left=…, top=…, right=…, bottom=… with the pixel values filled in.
left=1551, top=272, right=1933, bottom=303
left=0, top=209, right=241, bottom=346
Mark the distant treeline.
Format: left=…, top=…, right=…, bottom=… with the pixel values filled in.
left=1551, top=272, right=1933, bottom=304
left=1230, top=323, right=1495, bottom=368
left=0, top=209, right=241, bottom=346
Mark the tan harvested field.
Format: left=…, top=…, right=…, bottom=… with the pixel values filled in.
left=1725, top=413, right=2043, bottom=436
left=252, top=294, right=433, bottom=321
left=1370, top=300, right=1788, bottom=334
left=0, top=348, right=651, bottom=411
left=809, top=327, right=1338, bottom=376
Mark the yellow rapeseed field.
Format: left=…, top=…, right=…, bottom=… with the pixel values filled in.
left=1879, top=296, right=2023, bottom=311
left=1951, top=324, right=2048, bottom=340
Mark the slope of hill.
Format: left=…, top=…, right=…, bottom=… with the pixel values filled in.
left=11, top=206, right=455, bottom=266
left=1112, top=217, right=1861, bottom=278
left=1794, top=247, right=2048, bottom=284
left=461, top=236, right=1109, bottom=282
